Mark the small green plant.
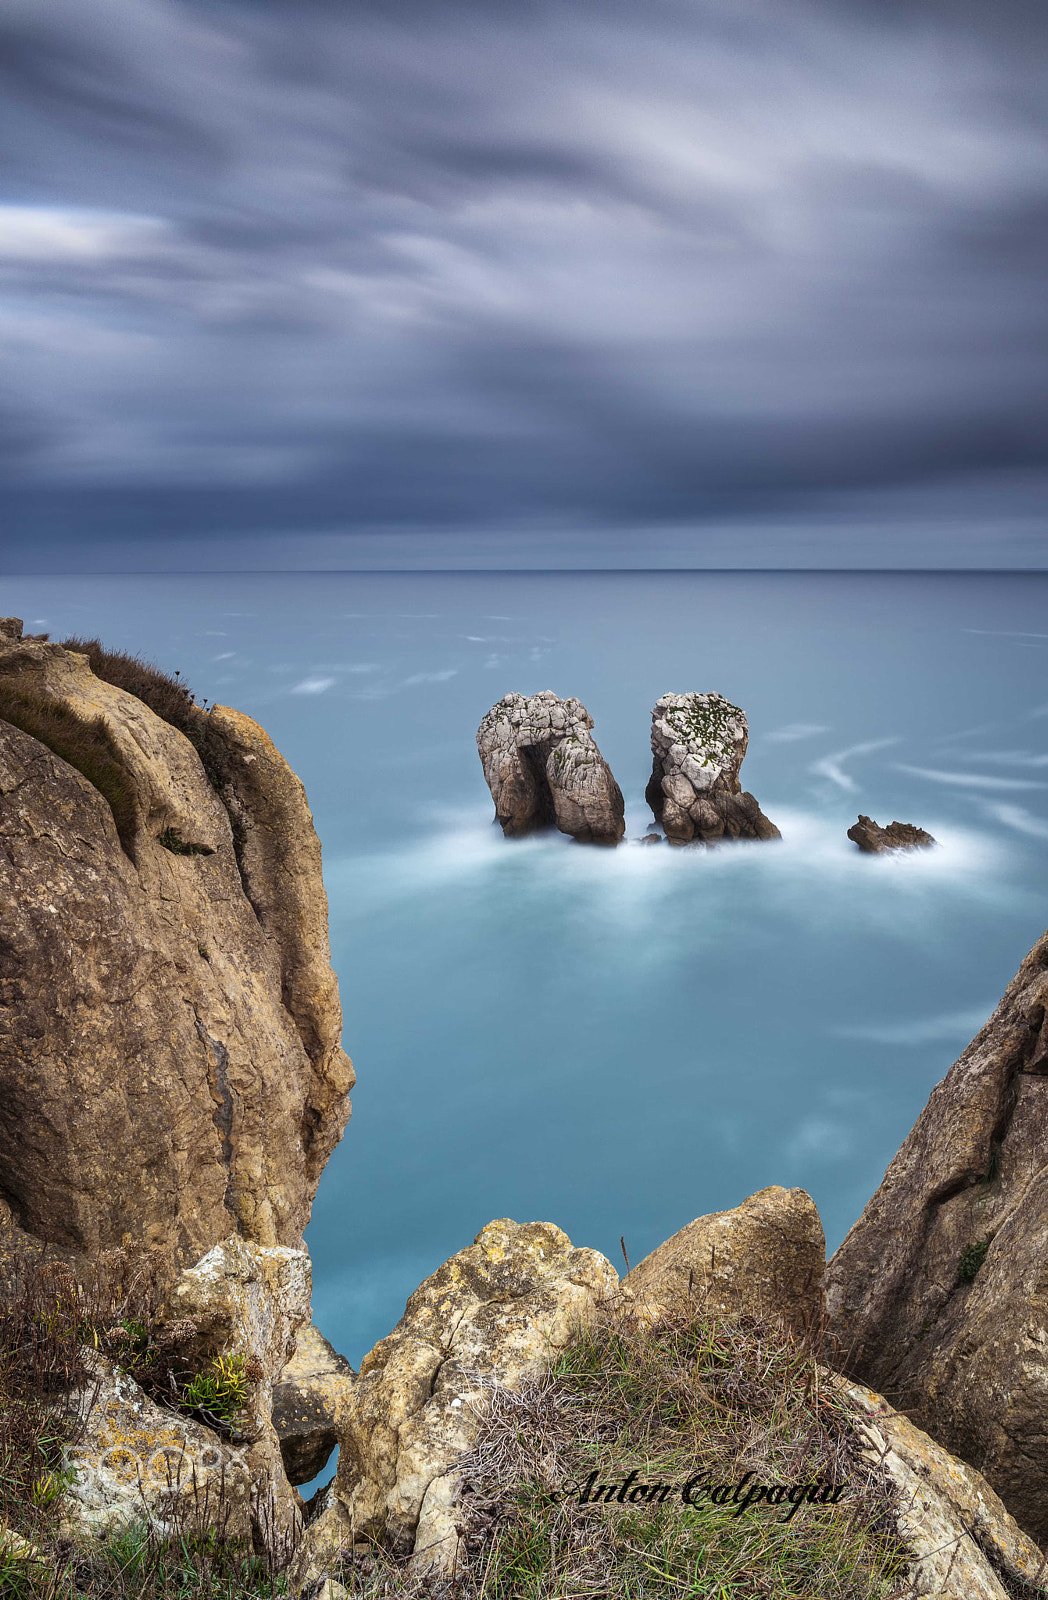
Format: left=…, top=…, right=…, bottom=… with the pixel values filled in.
left=179, top=1353, right=250, bottom=1426
left=158, top=827, right=213, bottom=856
left=959, top=1237, right=993, bottom=1283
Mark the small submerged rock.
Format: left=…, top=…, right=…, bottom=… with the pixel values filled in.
left=847, top=815, right=936, bottom=853
left=477, top=691, right=625, bottom=844
left=646, top=691, right=780, bottom=845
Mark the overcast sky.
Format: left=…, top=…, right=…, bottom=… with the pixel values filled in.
left=2, top=0, right=1048, bottom=569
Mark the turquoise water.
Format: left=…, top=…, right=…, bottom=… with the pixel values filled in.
left=5, top=570, right=1048, bottom=1375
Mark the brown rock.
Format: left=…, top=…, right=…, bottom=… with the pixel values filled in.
left=272, top=1324, right=355, bottom=1485
left=825, top=928, right=1048, bottom=1545
left=0, top=620, right=353, bottom=1263
left=847, top=814, right=936, bottom=852
left=476, top=692, right=625, bottom=844
left=621, top=1186, right=825, bottom=1338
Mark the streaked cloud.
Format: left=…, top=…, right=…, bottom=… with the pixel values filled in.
left=290, top=675, right=337, bottom=694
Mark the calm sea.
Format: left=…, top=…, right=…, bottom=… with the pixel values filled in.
left=5, top=570, right=1047, bottom=1378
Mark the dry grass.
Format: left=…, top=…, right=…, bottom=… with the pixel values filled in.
left=0, top=1252, right=288, bottom=1599
left=327, top=1299, right=911, bottom=1599
left=56, top=639, right=198, bottom=739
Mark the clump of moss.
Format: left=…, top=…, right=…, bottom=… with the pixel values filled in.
left=0, top=691, right=137, bottom=852
left=157, top=827, right=213, bottom=857
left=959, top=1236, right=993, bottom=1284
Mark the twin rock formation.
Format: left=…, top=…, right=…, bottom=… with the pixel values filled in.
left=477, top=688, right=780, bottom=845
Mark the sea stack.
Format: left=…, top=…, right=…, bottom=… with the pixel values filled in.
left=477, top=691, right=625, bottom=844
left=646, top=691, right=779, bottom=844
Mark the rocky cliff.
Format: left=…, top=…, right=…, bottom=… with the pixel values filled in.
left=646, top=692, right=779, bottom=844
left=0, top=618, right=353, bottom=1264
left=825, top=927, right=1048, bottom=1544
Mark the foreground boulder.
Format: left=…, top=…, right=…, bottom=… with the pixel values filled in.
left=646, top=692, right=779, bottom=844
left=61, top=1353, right=255, bottom=1543
left=273, top=1324, right=355, bottom=1485
left=292, top=1219, right=617, bottom=1588
left=0, top=618, right=353, bottom=1263
left=477, top=692, right=624, bottom=843
left=825, top=928, right=1048, bottom=1545
left=848, top=815, right=936, bottom=853
left=621, top=1185, right=824, bottom=1338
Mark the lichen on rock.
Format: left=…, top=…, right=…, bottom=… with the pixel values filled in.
left=646, top=691, right=780, bottom=844
left=292, top=1218, right=617, bottom=1588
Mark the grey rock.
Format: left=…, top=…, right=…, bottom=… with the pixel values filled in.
left=477, top=691, right=624, bottom=844
left=646, top=692, right=780, bottom=844
left=825, top=928, right=1048, bottom=1545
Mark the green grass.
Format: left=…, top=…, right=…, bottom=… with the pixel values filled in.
left=332, top=1301, right=912, bottom=1598
left=0, top=691, right=138, bottom=853
left=959, top=1236, right=993, bottom=1284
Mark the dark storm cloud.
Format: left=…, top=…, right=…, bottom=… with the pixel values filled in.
left=1, top=0, right=1047, bottom=560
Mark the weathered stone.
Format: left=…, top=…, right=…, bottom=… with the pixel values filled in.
left=646, top=693, right=779, bottom=844
left=477, top=692, right=624, bottom=843
left=621, top=1186, right=824, bottom=1338
left=273, top=1324, right=355, bottom=1485
left=159, top=1235, right=311, bottom=1548
left=836, top=1374, right=1048, bottom=1598
left=0, top=619, right=353, bottom=1264
left=60, top=1352, right=254, bottom=1542
left=847, top=814, right=936, bottom=853
left=825, top=928, right=1048, bottom=1545
left=292, top=1219, right=617, bottom=1587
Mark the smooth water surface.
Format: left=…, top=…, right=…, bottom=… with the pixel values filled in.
left=5, top=570, right=1047, bottom=1372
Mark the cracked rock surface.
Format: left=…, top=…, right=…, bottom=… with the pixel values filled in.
left=293, top=1219, right=617, bottom=1585
left=646, top=692, right=779, bottom=844
left=477, top=691, right=624, bottom=843
left=826, top=928, right=1048, bottom=1545
left=0, top=618, right=353, bottom=1264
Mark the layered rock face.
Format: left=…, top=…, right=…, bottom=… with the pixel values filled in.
left=646, top=692, right=780, bottom=844
left=0, top=619, right=353, bottom=1263
left=825, top=928, right=1048, bottom=1544
left=295, top=1219, right=617, bottom=1585
left=477, top=691, right=624, bottom=843
left=848, top=815, right=936, bottom=853
left=622, top=1185, right=825, bottom=1338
